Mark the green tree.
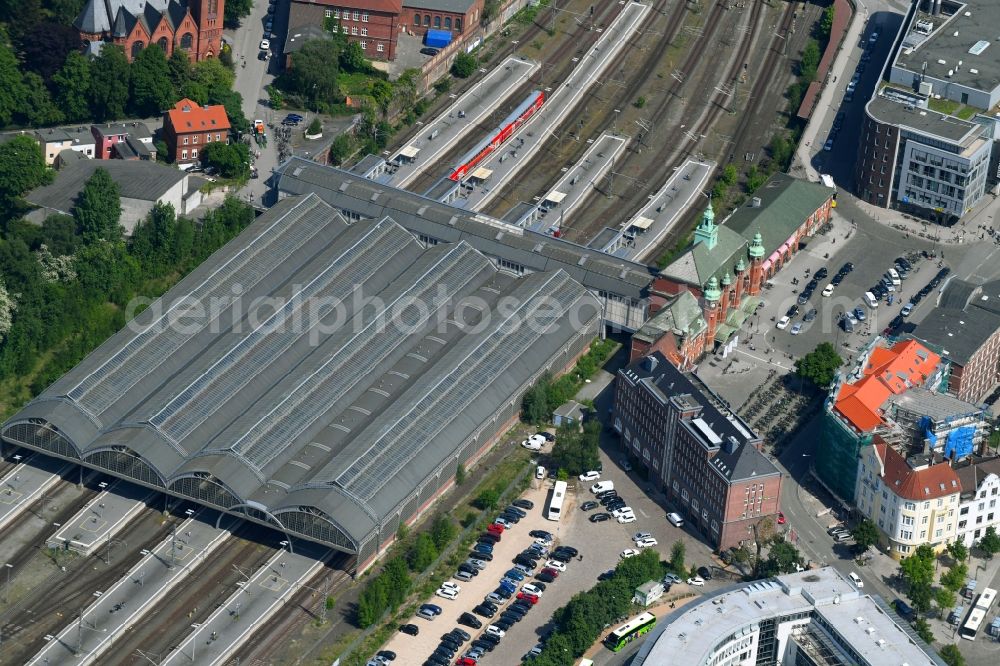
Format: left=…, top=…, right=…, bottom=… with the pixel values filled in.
left=451, top=52, right=477, bottom=78
left=939, top=644, right=966, bottom=666
left=947, top=540, right=969, bottom=563
left=267, top=85, right=284, bottom=110
left=130, top=44, right=174, bottom=116
left=52, top=52, right=92, bottom=123
left=800, top=39, right=821, bottom=82
left=795, top=342, right=844, bottom=388
left=167, top=48, right=193, bottom=98
left=224, top=0, right=253, bottom=27
left=356, top=577, right=387, bottom=627
left=20, top=72, right=62, bottom=127
left=551, top=420, right=600, bottom=475
left=901, top=545, right=937, bottom=588
left=430, top=514, right=457, bottom=550
left=201, top=142, right=251, bottom=180
left=482, top=0, right=501, bottom=22
left=455, top=463, right=467, bottom=486
left=371, top=78, right=393, bottom=118
left=207, top=88, right=249, bottom=135
left=474, top=488, right=500, bottom=510
left=851, top=519, right=880, bottom=552
left=914, top=617, right=935, bottom=644
left=940, top=563, right=968, bottom=592
left=909, top=580, right=933, bottom=614
left=278, top=40, right=342, bottom=110
left=769, top=133, right=794, bottom=169
left=130, top=202, right=176, bottom=270
left=328, top=133, right=354, bottom=166
left=90, top=45, right=130, bottom=121
left=0, top=135, right=51, bottom=215
left=978, top=526, right=1000, bottom=558
left=0, top=39, right=25, bottom=127
left=340, top=41, right=368, bottom=72
left=762, top=538, right=804, bottom=576
left=746, top=164, right=767, bottom=193
left=74, top=168, right=122, bottom=242
left=307, top=117, right=322, bottom=135
left=935, top=586, right=957, bottom=613
left=434, top=77, right=452, bottom=94
left=669, top=540, right=685, bottom=573
left=408, top=532, right=438, bottom=571
left=521, top=382, right=549, bottom=425
left=819, top=5, right=835, bottom=42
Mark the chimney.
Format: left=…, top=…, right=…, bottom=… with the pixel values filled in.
left=644, top=356, right=659, bottom=373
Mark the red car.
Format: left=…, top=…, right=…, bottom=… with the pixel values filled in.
left=487, top=523, right=504, bottom=535
left=517, top=592, right=539, bottom=604
left=777, top=512, right=786, bottom=525
left=540, top=568, right=559, bottom=578
left=456, top=658, right=477, bottom=666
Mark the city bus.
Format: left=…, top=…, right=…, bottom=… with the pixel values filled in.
left=960, top=587, right=997, bottom=640
left=546, top=480, right=567, bottom=521
left=604, top=612, right=657, bottom=651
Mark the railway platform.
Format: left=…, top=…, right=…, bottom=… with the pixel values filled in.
left=0, top=454, right=69, bottom=532
left=161, top=548, right=326, bottom=665
left=26, top=512, right=230, bottom=666
left=46, top=481, right=155, bottom=557
left=388, top=55, right=540, bottom=188
left=462, top=0, right=651, bottom=212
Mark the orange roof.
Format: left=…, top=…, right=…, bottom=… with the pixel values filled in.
left=166, top=98, right=231, bottom=134
left=833, top=339, right=940, bottom=432
left=873, top=438, right=960, bottom=501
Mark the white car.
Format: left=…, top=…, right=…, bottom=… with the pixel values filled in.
left=612, top=506, right=634, bottom=518
left=259, top=38, right=270, bottom=51
left=485, top=625, right=506, bottom=638
left=633, top=532, right=653, bottom=542
left=617, top=514, right=636, bottom=524
left=822, top=284, right=835, bottom=297
left=535, top=465, right=545, bottom=480
left=545, top=560, right=567, bottom=572
left=534, top=537, right=553, bottom=548
left=435, top=587, right=458, bottom=600
left=848, top=571, right=864, bottom=588
left=686, top=576, right=705, bottom=586
left=776, top=315, right=791, bottom=330
left=620, top=549, right=641, bottom=559
left=521, top=583, right=544, bottom=596
left=521, top=439, right=542, bottom=450
left=579, top=470, right=601, bottom=482
left=441, top=581, right=461, bottom=593
left=636, top=537, right=658, bottom=548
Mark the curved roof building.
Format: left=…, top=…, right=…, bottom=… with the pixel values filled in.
left=1, top=194, right=600, bottom=569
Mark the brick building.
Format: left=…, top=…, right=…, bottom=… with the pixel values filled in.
left=92, top=122, right=156, bottom=160
left=75, top=0, right=224, bottom=62
left=403, top=0, right=481, bottom=39
left=648, top=175, right=833, bottom=361
left=613, top=353, right=782, bottom=552
left=289, top=0, right=401, bottom=61
left=163, top=98, right=231, bottom=165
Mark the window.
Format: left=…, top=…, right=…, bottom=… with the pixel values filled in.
left=900, top=530, right=912, bottom=540
left=434, top=15, right=441, bottom=27
left=183, top=137, right=189, bottom=145
left=216, top=133, right=221, bottom=141
left=158, top=36, right=168, bottom=52
left=333, top=8, right=339, bottom=17
left=192, top=135, right=198, bottom=144
left=362, top=12, right=368, bottom=21
left=192, top=148, right=198, bottom=158
left=922, top=516, right=928, bottom=524
left=325, top=9, right=332, bottom=17
left=423, top=15, right=430, bottom=25
left=445, top=17, right=452, bottom=29
left=180, top=32, right=193, bottom=50
left=353, top=10, right=359, bottom=20
left=904, top=502, right=916, bottom=510
left=351, top=26, right=358, bottom=35
left=361, top=27, right=367, bottom=36
left=360, top=40, right=367, bottom=49
left=131, top=40, right=145, bottom=58
left=902, top=516, right=914, bottom=525
left=181, top=149, right=188, bottom=159
left=414, top=12, right=420, bottom=23
left=455, top=18, right=462, bottom=30
left=377, top=42, right=384, bottom=52
left=342, top=26, right=348, bottom=34
left=920, top=530, right=927, bottom=539
left=935, top=529, right=943, bottom=538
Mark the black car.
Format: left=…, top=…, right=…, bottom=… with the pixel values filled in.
left=555, top=546, right=578, bottom=557
left=514, top=555, right=537, bottom=568
left=420, top=47, right=440, bottom=55
left=538, top=432, right=556, bottom=442
left=528, top=530, right=553, bottom=540
left=482, top=599, right=498, bottom=612
left=495, top=617, right=515, bottom=630
left=806, top=278, right=819, bottom=290
left=459, top=612, right=482, bottom=629
left=425, top=656, right=449, bottom=666
left=803, top=308, right=817, bottom=322
left=697, top=566, right=713, bottom=580
left=493, top=586, right=513, bottom=599
left=499, top=511, right=521, bottom=523
left=377, top=651, right=397, bottom=662
left=598, top=569, right=616, bottom=581
left=433, top=646, right=455, bottom=660
left=580, top=501, right=598, bottom=511
left=472, top=639, right=495, bottom=652
left=600, top=495, right=622, bottom=506
left=530, top=581, right=547, bottom=591
left=505, top=505, right=527, bottom=518
left=595, top=490, right=617, bottom=499
left=479, top=533, right=501, bottom=543
left=450, top=627, right=471, bottom=642
left=458, top=563, right=479, bottom=576
left=400, top=623, right=420, bottom=636
left=786, top=304, right=799, bottom=317
left=890, top=314, right=904, bottom=330
left=536, top=570, right=556, bottom=583
left=512, top=499, right=535, bottom=510
left=550, top=551, right=573, bottom=563
left=512, top=600, right=531, bottom=612
left=480, top=633, right=501, bottom=646
left=815, top=267, right=828, bottom=279
left=590, top=512, right=611, bottom=523
left=470, top=551, right=493, bottom=561
left=473, top=604, right=496, bottom=618
left=843, top=261, right=855, bottom=272
left=518, top=552, right=540, bottom=564
left=441, top=636, right=462, bottom=651
left=606, top=501, right=627, bottom=512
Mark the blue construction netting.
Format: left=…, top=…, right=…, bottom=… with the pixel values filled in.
left=944, top=424, right=976, bottom=461
left=920, top=416, right=938, bottom=450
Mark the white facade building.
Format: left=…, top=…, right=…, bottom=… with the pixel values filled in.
left=955, top=459, right=1000, bottom=547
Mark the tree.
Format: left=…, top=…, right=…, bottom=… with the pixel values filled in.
left=371, top=79, right=393, bottom=118
left=909, top=581, right=933, bottom=614
left=769, top=133, right=793, bottom=169
left=408, top=532, right=438, bottom=571
left=224, top=0, right=253, bottom=27
left=851, top=519, right=880, bottom=552
left=551, top=420, right=600, bottom=475
left=130, top=202, right=176, bottom=269
left=201, top=142, right=251, bottom=180
left=167, top=48, right=193, bottom=98
left=0, top=135, right=51, bottom=215
left=278, top=40, right=342, bottom=110
left=940, top=562, right=968, bottom=592
left=749, top=517, right=777, bottom=578
left=901, top=545, right=937, bottom=588
left=18, top=22, right=80, bottom=79
left=208, top=88, right=249, bottom=134
left=819, top=5, right=835, bottom=42
left=307, top=117, right=322, bottom=135
left=90, top=45, right=130, bottom=121
left=451, top=52, right=477, bottom=78
left=74, top=168, right=122, bottom=242
left=20, top=72, right=62, bottom=127
left=52, top=52, right=92, bottom=123
left=978, top=526, right=1000, bottom=559
left=914, top=617, right=935, bottom=644
left=455, top=463, right=467, bottom=486
left=328, top=133, right=354, bottom=166
left=669, top=540, right=685, bottom=573
left=130, top=44, right=174, bottom=116
left=521, top=382, right=549, bottom=425
left=746, top=165, right=767, bottom=194
left=474, top=488, right=500, bottom=510
left=939, top=644, right=966, bottom=666
left=339, top=41, right=367, bottom=73
left=267, top=85, right=284, bottom=110
left=762, top=538, right=804, bottom=576
left=430, top=515, right=456, bottom=550
left=800, top=39, right=821, bottom=82
left=795, top=342, right=843, bottom=388
left=482, top=0, right=501, bottom=23
left=0, top=40, right=25, bottom=128
left=947, top=540, right=969, bottom=564
left=935, top=586, right=957, bottom=613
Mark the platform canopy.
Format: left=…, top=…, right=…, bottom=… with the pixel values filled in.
left=630, top=216, right=654, bottom=231
left=469, top=167, right=493, bottom=182
left=544, top=191, right=567, bottom=205
left=398, top=145, right=420, bottom=160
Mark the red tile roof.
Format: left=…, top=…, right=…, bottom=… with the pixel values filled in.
left=833, top=340, right=940, bottom=432
left=166, top=98, right=231, bottom=134
left=873, top=438, right=960, bottom=501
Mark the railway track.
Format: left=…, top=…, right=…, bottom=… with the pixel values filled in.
left=106, top=535, right=278, bottom=666
left=406, top=0, right=627, bottom=196
left=0, top=506, right=178, bottom=664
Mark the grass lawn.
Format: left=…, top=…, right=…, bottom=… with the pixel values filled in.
left=337, top=71, right=376, bottom=95
left=956, top=105, right=979, bottom=119
left=928, top=97, right=961, bottom=115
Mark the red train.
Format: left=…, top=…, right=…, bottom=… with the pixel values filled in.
left=448, top=90, right=545, bottom=181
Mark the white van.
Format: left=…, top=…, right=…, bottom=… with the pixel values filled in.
left=864, top=291, right=878, bottom=308
left=667, top=512, right=685, bottom=528
left=591, top=481, right=614, bottom=494
left=886, top=268, right=901, bottom=286
left=848, top=571, right=865, bottom=588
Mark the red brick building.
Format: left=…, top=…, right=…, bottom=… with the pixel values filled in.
left=614, top=353, right=782, bottom=552
left=289, top=0, right=401, bottom=61
left=402, top=0, right=482, bottom=39
left=163, top=98, right=231, bottom=165
left=75, top=0, right=224, bottom=62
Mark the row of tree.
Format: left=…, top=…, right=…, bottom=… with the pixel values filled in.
left=355, top=515, right=458, bottom=627
left=521, top=338, right=617, bottom=426
left=549, top=419, right=601, bottom=476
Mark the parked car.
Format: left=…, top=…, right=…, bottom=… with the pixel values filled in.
left=420, top=47, right=440, bottom=56
left=456, top=570, right=474, bottom=582
left=848, top=571, right=864, bottom=588
left=460, top=612, right=483, bottom=629
left=536, top=570, right=556, bottom=583
left=504, top=568, right=525, bottom=581
left=590, top=512, right=611, bottom=523
left=686, top=576, right=705, bottom=586
left=529, top=530, right=553, bottom=540
left=776, top=315, right=791, bottom=330
left=473, top=604, right=496, bottom=618
left=535, top=466, right=545, bottom=480
left=790, top=323, right=803, bottom=335
left=512, top=499, right=534, bottom=510
left=697, top=566, right=713, bottom=580
left=579, top=470, right=600, bottom=482
left=621, top=548, right=640, bottom=559
left=636, top=537, right=658, bottom=548
left=580, top=501, right=598, bottom=511
left=400, top=623, right=420, bottom=635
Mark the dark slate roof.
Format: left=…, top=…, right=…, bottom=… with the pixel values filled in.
left=284, top=24, right=332, bottom=54
left=167, top=0, right=188, bottom=30
left=908, top=280, right=1000, bottom=364
left=955, top=457, right=1000, bottom=500
left=75, top=0, right=111, bottom=33
left=75, top=0, right=182, bottom=35
left=621, top=352, right=777, bottom=483
left=271, top=157, right=656, bottom=300
left=2, top=194, right=601, bottom=553
left=403, top=0, right=476, bottom=13
left=25, top=159, right=187, bottom=215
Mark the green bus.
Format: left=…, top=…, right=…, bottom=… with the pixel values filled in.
left=603, top=611, right=657, bottom=651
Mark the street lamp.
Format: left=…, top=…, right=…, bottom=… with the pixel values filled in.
left=3, top=563, right=12, bottom=604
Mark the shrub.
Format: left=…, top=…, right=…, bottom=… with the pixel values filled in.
left=451, top=52, right=477, bottom=78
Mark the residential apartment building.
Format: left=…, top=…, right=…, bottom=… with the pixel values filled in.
left=93, top=122, right=156, bottom=160
left=855, top=437, right=961, bottom=558
left=954, top=457, right=1000, bottom=547
left=288, top=0, right=401, bottom=60
left=613, top=352, right=782, bottom=551
left=908, top=277, right=1000, bottom=403
left=163, top=98, right=231, bottom=165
